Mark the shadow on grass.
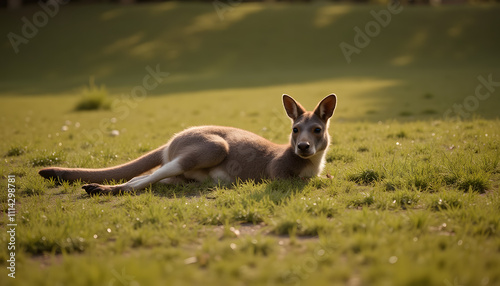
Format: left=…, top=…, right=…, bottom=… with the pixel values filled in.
left=72, top=178, right=309, bottom=203
left=1, top=4, right=500, bottom=121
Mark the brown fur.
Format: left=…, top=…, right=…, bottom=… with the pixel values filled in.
left=39, top=94, right=337, bottom=195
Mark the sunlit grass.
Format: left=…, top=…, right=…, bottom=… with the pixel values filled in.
left=74, top=78, right=112, bottom=111
left=1, top=93, right=499, bottom=285
left=1, top=84, right=499, bottom=286
left=0, top=2, right=499, bottom=286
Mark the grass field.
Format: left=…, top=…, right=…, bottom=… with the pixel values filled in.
left=1, top=2, right=500, bottom=286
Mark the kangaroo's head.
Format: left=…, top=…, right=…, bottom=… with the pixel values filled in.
left=283, top=94, right=337, bottom=159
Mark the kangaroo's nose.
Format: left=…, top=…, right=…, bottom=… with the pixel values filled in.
left=298, top=142, right=310, bottom=151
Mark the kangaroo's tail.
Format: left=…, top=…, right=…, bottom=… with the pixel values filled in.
left=38, top=145, right=166, bottom=184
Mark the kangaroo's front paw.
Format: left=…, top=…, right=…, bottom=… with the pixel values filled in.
left=82, top=183, right=116, bottom=196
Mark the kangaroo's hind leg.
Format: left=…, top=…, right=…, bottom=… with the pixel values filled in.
left=83, top=133, right=230, bottom=196
left=83, top=158, right=184, bottom=195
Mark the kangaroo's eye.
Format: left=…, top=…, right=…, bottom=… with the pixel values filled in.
left=314, top=128, right=322, bottom=133
left=293, top=128, right=299, bottom=133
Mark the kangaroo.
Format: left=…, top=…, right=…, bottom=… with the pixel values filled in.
left=39, top=94, right=337, bottom=195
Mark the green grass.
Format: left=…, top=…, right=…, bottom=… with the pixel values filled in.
left=74, top=78, right=112, bottom=111
left=1, top=2, right=500, bottom=286
left=1, top=96, right=499, bottom=286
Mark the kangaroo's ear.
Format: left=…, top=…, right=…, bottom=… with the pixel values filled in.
left=283, top=94, right=306, bottom=120
left=314, top=94, right=337, bottom=122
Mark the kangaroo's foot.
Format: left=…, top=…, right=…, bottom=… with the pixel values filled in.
left=82, top=184, right=125, bottom=196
